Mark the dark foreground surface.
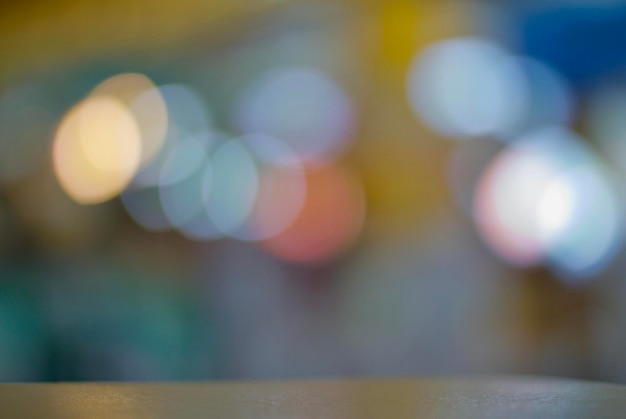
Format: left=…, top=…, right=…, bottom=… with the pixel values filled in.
left=1, top=377, right=625, bottom=418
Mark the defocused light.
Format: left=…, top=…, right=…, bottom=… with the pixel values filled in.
left=89, top=73, right=155, bottom=103
left=407, top=37, right=528, bottom=139
left=505, top=57, right=574, bottom=138
left=248, top=166, right=306, bottom=240
left=159, top=136, right=208, bottom=186
left=546, top=166, right=622, bottom=278
left=89, top=73, right=168, bottom=167
left=53, top=96, right=141, bottom=204
left=127, top=132, right=305, bottom=242
left=473, top=126, right=623, bottom=278
left=474, top=141, right=559, bottom=266
left=133, top=84, right=213, bottom=187
left=77, top=99, right=140, bottom=173
left=160, top=161, right=213, bottom=236
left=236, top=66, right=355, bottom=161
left=157, top=131, right=225, bottom=241
left=130, top=87, right=168, bottom=165
left=204, top=140, right=259, bottom=235
left=262, top=164, right=365, bottom=264
left=120, top=84, right=218, bottom=239
left=151, top=133, right=306, bottom=242
left=536, top=175, right=573, bottom=239
left=159, top=148, right=221, bottom=241
left=159, top=84, right=213, bottom=135
left=227, top=134, right=306, bottom=241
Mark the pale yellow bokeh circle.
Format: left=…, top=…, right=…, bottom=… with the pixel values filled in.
left=89, top=73, right=168, bottom=165
left=53, top=96, right=142, bottom=204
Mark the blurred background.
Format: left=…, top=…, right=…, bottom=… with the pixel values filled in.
left=3, top=0, right=626, bottom=382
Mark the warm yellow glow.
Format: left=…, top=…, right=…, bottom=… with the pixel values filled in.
left=130, top=87, right=169, bottom=164
left=89, top=73, right=155, bottom=104
left=53, top=96, right=142, bottom=204
left=78, top=98, right=141, bottom=173
left=90, top=73, right=168, bottom=165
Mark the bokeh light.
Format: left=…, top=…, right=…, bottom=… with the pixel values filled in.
left=204, top=139, right=259, bottom=236
left=236, top=66, right=356, bottom=161
left=130, top=87, right=169, bottom=165
left=11, top=0, right=626, bottom=385
left=52, top=96, right=142, bottom=204
left=132, top=84, right=213, bottom=187
left=123, top=132, right=306, bottom=242
left=89, top=73, right=168, bottom=167
left=159, top=134, right=209, bottom=186
left=545, top=166, right=622, bottom=278
left=160, top=162, right=209, bottom=233
left=262, top=163, right=365, bottom=264
left=506, top=57, right=574, bottom=137
left=474, top=137, right=559, bottom=266
left=226, top=134, right=306, bottom=241
left=118, top=83, right=220, bottom=239
left=159, top=147, right=220, bottom=241
left=407, top=37, right=528, bottom=140
left=89, top=73, right=156, bottom=103
left=473, top=126, right=623, bottom=278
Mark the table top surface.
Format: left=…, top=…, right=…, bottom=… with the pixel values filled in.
left=1, top=376, right=626, bottom=418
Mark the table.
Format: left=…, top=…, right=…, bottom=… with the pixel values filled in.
left=1, top=376, right=626, bottom=418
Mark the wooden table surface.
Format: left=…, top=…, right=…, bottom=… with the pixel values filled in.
left=1, top=376, right=626, bottom=418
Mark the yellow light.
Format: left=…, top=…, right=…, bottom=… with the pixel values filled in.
left=89, top=73, right=155, bottom=104
left=90, top=73, right=168, bottom=166
left=130, top=87, right=168, bottom=164
left=53, top=96, right=141, bottom=204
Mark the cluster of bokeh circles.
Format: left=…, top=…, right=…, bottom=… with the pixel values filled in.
left=408, top=36, right=625, bottom=281
left=52, top=68, right=365, bottom=264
